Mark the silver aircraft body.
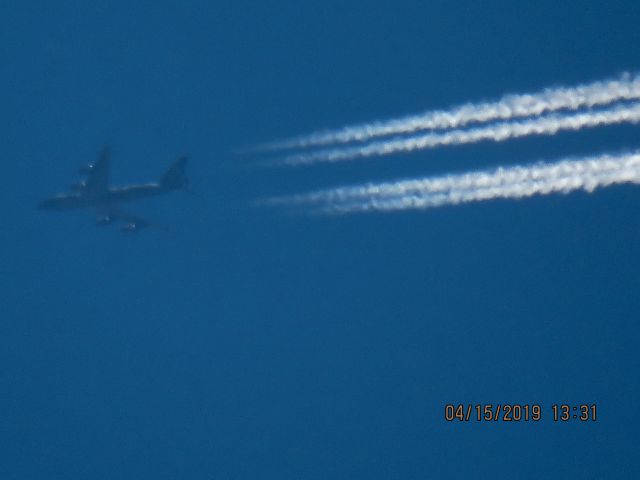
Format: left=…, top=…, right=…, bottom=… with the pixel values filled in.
left=38, top=147, right=189, bottom=231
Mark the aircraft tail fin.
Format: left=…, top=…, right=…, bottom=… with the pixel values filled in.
left=160, top=156, right=189, bottom=190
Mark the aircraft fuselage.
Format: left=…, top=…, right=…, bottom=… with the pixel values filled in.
left=38, top=183, right=168, bottom=211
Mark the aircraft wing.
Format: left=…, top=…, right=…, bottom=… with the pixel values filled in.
left=81, top=146, right=111, bottom=197
left=95, top=206, right=150, bottom=232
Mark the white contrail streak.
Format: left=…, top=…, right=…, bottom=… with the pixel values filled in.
left=261, top=73, right=640, bottom=151
left=281, top=102, right=640, bottom=165
left=267, top=152, right=640, bottom=213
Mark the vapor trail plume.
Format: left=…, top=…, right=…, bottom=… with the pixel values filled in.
left=261, top=73, right=640, bottom=151
left=268, top=152, right=640, bottom=213
left=281, top=102, right=640, bottom=165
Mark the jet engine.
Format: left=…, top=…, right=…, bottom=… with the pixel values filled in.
left=120, top=219, right=149, bottom=232
left=78, top=164, right=95, bottom=174
left=95, top=215, right=113, bottom=226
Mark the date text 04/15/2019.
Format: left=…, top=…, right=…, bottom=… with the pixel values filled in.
left=444, top=404, right=597, bottom=422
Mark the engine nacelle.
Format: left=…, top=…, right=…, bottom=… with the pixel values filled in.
left=69, top=181, right=87, bottom=190
left=120, top=219, right=149, bottom=232
left=78, top=164, right=95, bottom=174
left=121, top=222, right=139, bottom=232
left=95, top=215, right=112, bottom=226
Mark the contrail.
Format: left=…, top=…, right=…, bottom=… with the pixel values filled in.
left=259, top=73, right=640, bottom=151
left=267, top=151, right=640, bottom=213
left=281, top=102, right=640, bottom=165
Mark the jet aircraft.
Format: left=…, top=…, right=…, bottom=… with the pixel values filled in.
left=38, top=147, right=189, bottom=232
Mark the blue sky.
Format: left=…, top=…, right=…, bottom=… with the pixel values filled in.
left=2, top=1, right=640, bottom=478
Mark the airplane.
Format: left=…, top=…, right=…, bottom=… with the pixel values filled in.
left=38, top=147, right=189, bottom=232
